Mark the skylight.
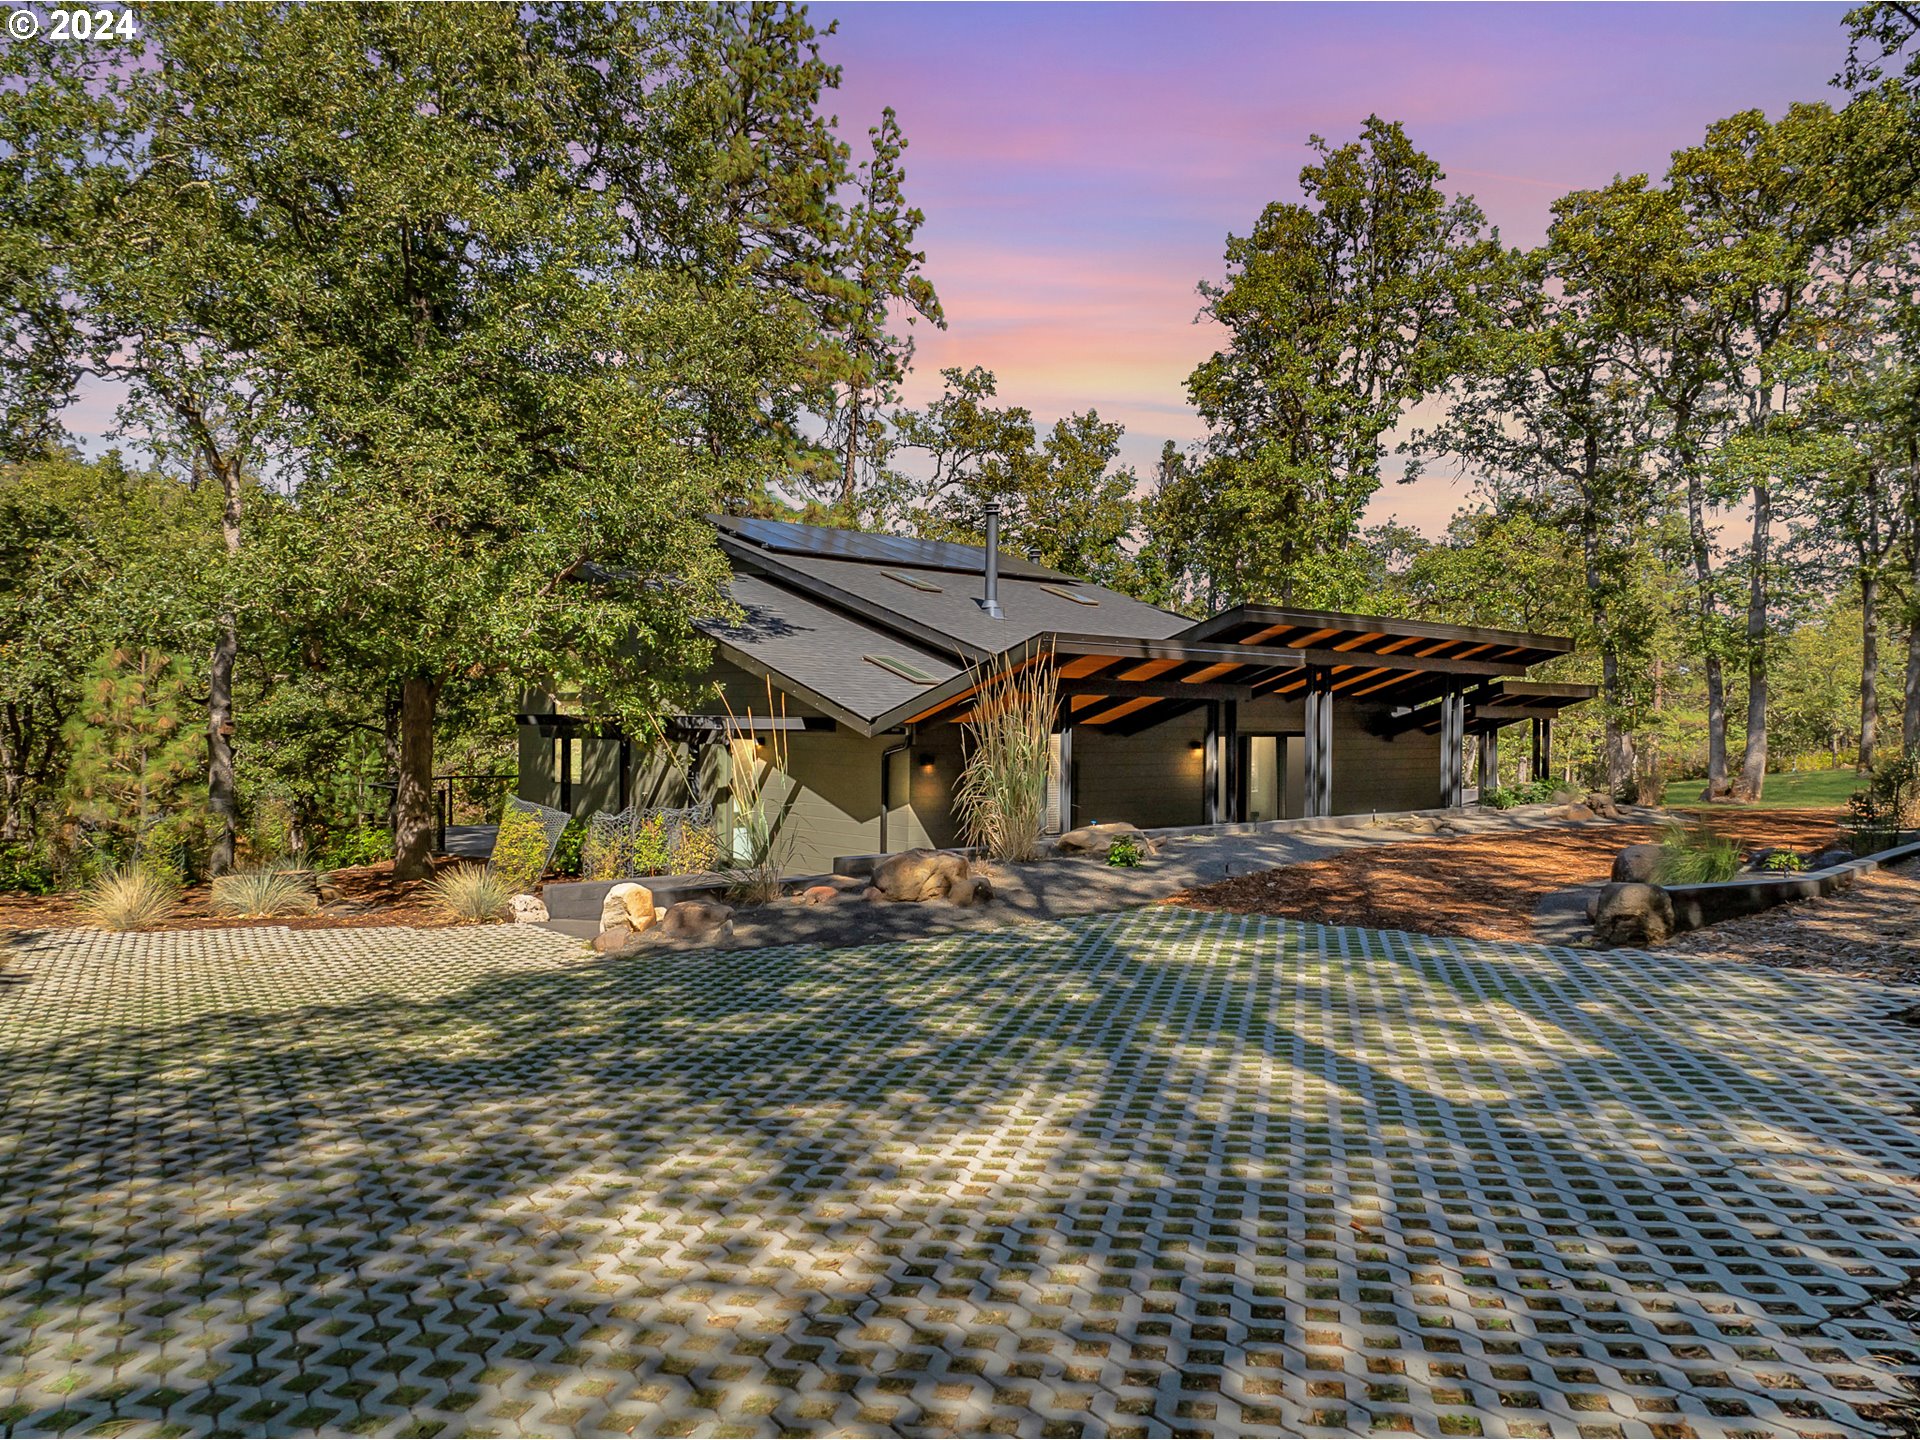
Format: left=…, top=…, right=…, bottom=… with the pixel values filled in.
left=883, top=569, right=942, bottom=593
left=864, top=653, right=940, bottom=685
left=1040, top=583, right=1099, bottom=606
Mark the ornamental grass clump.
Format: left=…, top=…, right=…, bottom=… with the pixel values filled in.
left=721, top=684, right=793, bottom=906
left=426, top=864, right=511, bottom=924
left=1654, top=819, right=1742, bottom=885
left=955, top=644, right=1058, bottom=863
left=210, top=867, right=318, bottom=918
left=78, top=866, right=180, bottom=932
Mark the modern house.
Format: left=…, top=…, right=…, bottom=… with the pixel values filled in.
left=517, top=512, right=1594, bottom=875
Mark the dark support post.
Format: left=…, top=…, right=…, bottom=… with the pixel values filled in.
left=1056, top=723, right=1075, bottom=833
left=1478, top=729, right=1499, bottom=795
left=558, top=728, right=573, bottom=815
left=1203, top=702, right=1221, bottom=825
left=1304, top=666, right=1334, bottom=818
left=1439, top=688, right=1466, bottom=809
left=1221, top=700, right=1240, bottom=823
left=618, top=732, right=632, bottom=812
left=1531, top=715, right=1552, bottom=783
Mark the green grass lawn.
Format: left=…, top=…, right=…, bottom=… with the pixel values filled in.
left=1662, top=767, right=1859, bottom=809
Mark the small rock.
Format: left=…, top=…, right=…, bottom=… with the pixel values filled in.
left=1591, top=882, right=1677, bottom=947
left=1611, top=843, right=1663, bottom=884
left=1558, top=802, right=1596, bottom=821
left=797, top=884, right=841, bottom=906
left=1584, top=791, right=1623, bottom=819
left=508, top=893, right=549, bottom=925
left=592, top=922, right=633, bottom=954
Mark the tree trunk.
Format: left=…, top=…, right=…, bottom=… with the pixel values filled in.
left=392, top=676, right=441, bottom=880
left=841, top=386, right=861, bottom=512
left=1859, top=570, right=1880, bottom=772
left=1684, top=468, right=1729, bottom=797
left=1906, top=447, right=1920, bottom=761
left=206, top=456, right=243, bottom=875
left=1736, top=481, right=1771, bottom=800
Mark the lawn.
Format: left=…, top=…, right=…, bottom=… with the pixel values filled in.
left=1662, top=766, right=1862, bottom=809
left=2, top=910, right=1915, bottom=1436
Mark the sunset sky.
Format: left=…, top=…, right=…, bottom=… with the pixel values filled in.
left=820, top=1, right=1852, bottom=533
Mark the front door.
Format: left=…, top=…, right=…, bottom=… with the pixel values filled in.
left=1242, top=735, right=1282, bottom=822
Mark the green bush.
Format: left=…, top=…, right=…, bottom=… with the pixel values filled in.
left=0, top=841, right=56, bottom=895
left=1654, top=820, right=1743, bottom=884
left=1481, top=780, right=1560, bottom=810
left=1106, top=836, right=1145, bottom=868
left=314, top=822, right=391, bottom=870
left=550, top=815, right=587, bottom=878
left=1758, top=849, right=1807, bottom=874
left=1846, top=756, right=1919, bottom=853
left=488, top=804, right=551, bottom=891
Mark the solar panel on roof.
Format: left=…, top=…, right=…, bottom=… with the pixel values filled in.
left=719, top=515, right=1067, bottom=581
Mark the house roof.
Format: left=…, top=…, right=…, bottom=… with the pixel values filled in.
left=689, top=518, right=1586, bottom=738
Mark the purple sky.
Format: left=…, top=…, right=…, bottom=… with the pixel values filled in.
left=821, top=1, right=1852, bottom=533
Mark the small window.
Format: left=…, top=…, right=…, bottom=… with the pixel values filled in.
left=865, top=653, right=940, bottom=685
left=883, top=569, right=942, bottom=593
left=1040, top=583, right=1099, bottom=606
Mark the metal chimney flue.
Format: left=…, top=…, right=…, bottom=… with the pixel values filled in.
left=977, top=501, right=1005, bottom=618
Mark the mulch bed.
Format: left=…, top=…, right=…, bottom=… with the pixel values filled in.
left=1662, top=856, right=1920, bottom=987
left=0, top=857, right=481, bottom=940
left=1166, top=808, right=1848, bottom=944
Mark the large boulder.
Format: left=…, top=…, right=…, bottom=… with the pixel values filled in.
left=1556, top=802, right=1597, bottom=821
left=1809, top=845, right=1856, bottom=871
left=1056, top=822, right=1158, bottom=856
left=1610, top=844, right=1664, bottom=884
left=1584, top=791, right=1623, bottom=820
left=1589, top=882, right=1677, bottom=947
left=592, top=921, right=633, bottom=954
left=867, top=848, right=983, bottom=904
left=508, top=893, right=550, bottom=925
left=655, top=899, right=735, bottom=943
left=600, top=882, right=656, bottom=933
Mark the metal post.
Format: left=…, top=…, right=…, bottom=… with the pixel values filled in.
left=1304, top=667, right=1333, bottom=818
left=1439, top=689, right=1465, bottom=809
left=1540, top=716, right=1554, bottom=781
left=1203, top=702, right=1221, bottom=825
left=618, top=732, right=631, bottom=812
left=1056, top=724, right=1075, bottom=833
left=1220, top=700, right=1240, bottom=823
left=558, top=726, right=573, bottom=815
left=1478, top=729, right=1499, bottom=795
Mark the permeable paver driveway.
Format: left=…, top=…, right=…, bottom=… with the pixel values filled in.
left=2, top=912, right=1917, bottom=1439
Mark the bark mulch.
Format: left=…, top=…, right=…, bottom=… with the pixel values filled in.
left=1165, top=808, right=1848, bottom=945
left=0, top=857, right=479, bottom=941
left=1662, top=856, right=1920, bottom=987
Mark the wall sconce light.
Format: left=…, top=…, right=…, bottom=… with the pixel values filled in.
left=1188, top=740, right=1205, bottom=753
left=917, top=752, right=936, bottom=772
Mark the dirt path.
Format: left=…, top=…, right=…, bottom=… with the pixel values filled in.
left=1167, top=809, right=1847, bottom=944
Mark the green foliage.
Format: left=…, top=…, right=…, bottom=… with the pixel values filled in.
left=77, top=867, right=180, bottom=932
left=1846, top=756, right=1920, bottom=850
left=1757, top=850, right=1808, bottom=873
left=1106, top=836, right=1145, bottom=868
left=60, top=648, right=205, bottom=869
left=488, top=804, right=553, bottom=892
left=1181, top=117, right=1498, bottom=606
left=1482, top=781, right=1560, bottom=810
left=0, top=840, right=55, bottom=895
left=955, top=648, right=1058, bottom=864
left=550, top=817, right=588, bottom=880
left=313, top=824, right=392, bottom=872
left=210, top=868, right=318, bottom=919
left=1654, top=820, right=1744, bottom=885
left=425, top=864, right=510, bottom=924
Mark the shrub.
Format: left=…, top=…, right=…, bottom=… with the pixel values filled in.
left=315, top=822, right=392, bottom=870
left=210, top=867, right=318, bottom=918
left=488, top=803, right=551, bottom=891
left=0, top=841, right=56, bottom=895
left=426, top=864, right=511, bottom=923
left=550, top=815, right=588, bottom=877
left=1481, top=780, right=1559, bottom=810
left=1758, top=849, right=1807, bottom=874
left=77, top=867, right=180, bottom=932
left=1846, top=756, right=1920, bottom=852
left=955, top=645, right=1058, bottom=863
left=1106, top=836, right=1145, bottom=868
left=1654, top=820, right=1742, bottom=885
left=672, top=824, right=721, bottom=874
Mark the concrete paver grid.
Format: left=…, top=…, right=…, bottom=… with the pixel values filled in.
left=0, top=910, right=1916, bottom=1437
